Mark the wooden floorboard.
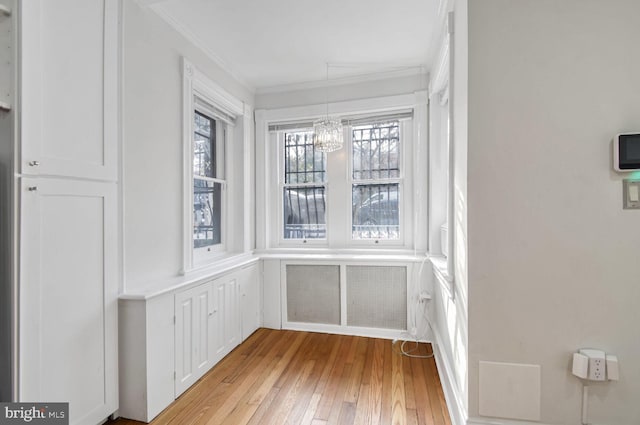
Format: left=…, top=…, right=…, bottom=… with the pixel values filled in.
left=111, top=329, right=451, bottom=425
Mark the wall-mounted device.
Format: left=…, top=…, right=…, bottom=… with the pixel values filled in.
left=613, top=133, right=640, bottom=172
left=572, top=349, right=619, bottom=381
left=623, top=179, right=640, bottom=209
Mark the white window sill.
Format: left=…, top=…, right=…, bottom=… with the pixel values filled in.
left=120, top=252, right=258, bottom=300
left=429, top=254, right=452, bottom=282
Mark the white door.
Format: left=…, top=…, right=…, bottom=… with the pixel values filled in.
left=174, top=283, right=213, bottom=397
left=20, top=0, right=118, bottom=181
left=19, top=178, right=117, bottom=425
left=240, top=264, right=260, bottom=341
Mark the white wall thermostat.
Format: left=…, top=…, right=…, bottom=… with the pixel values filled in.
left=613, top=133, right=640, bottom=172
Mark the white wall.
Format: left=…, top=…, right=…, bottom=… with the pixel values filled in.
left=429, top=0, right=469, bottom=423
left=122, top=1, right=254, bottom=292
left=467, top=1, right=640, bottom=423
left=255, top=73, right=428, bottom=110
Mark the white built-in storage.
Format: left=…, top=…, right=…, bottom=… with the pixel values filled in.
left=210, top=273, right=242, bottom=367
left=239, top=263, right=261, bottom=340
left=119, top=259, right=260, bottom=423
left=175, top=282, right=213, bottom=396
left=261, top=256, right=431, bottom=341
left=16, top=1, right=119, bottom=424
left=20, top=0, right=118, bottom=181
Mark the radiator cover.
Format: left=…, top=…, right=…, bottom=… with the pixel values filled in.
left=285, top=264, right=407, bottom=331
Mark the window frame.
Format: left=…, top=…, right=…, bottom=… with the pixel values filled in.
left=348, top=119, right=410, bottom=247
left=256, top=93, right=428, bottom=253
left=277, top=128, right=329, bottom=247
left=182, top=58, right=244, bottom=272
left=192, top=107, right=227, bottom=261
left=270, top=116, right=413, bottom=249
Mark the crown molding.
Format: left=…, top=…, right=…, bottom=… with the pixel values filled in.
left=148, top=3, right=255, bottom=93
left=136, top=0, right=168, bottom=5
left=255, top=67, right=428, bottom=96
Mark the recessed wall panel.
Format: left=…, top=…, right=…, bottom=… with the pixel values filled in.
left=346, top=265, right=407, bottom=330
left=286, top=265, right=340, bottom=325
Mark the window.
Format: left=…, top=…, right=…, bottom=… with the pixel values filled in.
left=269, top=113, right=412, bottom=248
left=193, top=110, right=225, bottom=251
left=183, top=58, right=245, bottom=271
left=282, top=130, right=327, bottom=241
left=351, top=121, right=401, bottom=240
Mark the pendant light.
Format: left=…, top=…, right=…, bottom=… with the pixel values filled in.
left=313, top=63, right=343, bottom=153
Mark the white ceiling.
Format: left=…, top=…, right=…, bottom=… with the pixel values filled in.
left=149, top=0, right=442, bottom=91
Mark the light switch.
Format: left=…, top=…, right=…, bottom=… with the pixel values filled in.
left=623, top=179, right=640, bottom=209
left=629, top=184, right=639, bottom=202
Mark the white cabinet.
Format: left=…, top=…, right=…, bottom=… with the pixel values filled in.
left=211, top=274, right=241, bottom=364
left=239, top=263, right=260, bottom=341
left=20, top=177, right=117, bottom=425
left=119, top=259, right=260, bottom=423
left=15, top=1, right=120, bottom=424
left=20, top=0, right=118, bottom=181
left=174, top=283, right=214, bottom=397
left=119, top=296, right=174, bottom=423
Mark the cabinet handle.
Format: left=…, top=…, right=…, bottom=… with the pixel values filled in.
left=28, top=160, right=40, bottom=167
left=27, top=186, right=37, bottom=191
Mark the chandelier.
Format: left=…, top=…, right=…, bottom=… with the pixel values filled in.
left=313, top=63, right=343, bottom=153
left=313, top=116, right=343, bottom=153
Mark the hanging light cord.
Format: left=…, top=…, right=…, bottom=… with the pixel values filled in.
left=325, top=62, right=329, bottom=118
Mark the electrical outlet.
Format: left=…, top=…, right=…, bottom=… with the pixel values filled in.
left=580, top=349, right=606, bottom=381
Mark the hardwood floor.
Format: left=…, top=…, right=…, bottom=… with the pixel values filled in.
left=112, top=329, right=451, bottom=425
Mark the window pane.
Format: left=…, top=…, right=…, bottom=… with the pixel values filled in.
left=283, top=186, right=326, bottom=239
left=352, top=121, right=400, bottom=180
left=284, top=131, right=326, bottom=184
left=194, top=179, right=222, bottom=248
left=194, top=111, right=211, bottom=136
left=352, top=183, right=399, bottom=240
left=194, top=111, right=215, bottom=178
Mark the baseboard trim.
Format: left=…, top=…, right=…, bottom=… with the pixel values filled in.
left=432, top=326, right=467, bottom=425
left=282, top=322, right=424, bottom=341
left=467, top=417, right=553, bottom=425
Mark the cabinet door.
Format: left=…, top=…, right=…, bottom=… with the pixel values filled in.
left=211, top=274, right=241, bottom=364
left=211, top=278, right=226, bottom=364
left=20, top=178, right=117, bottom=425
left=174, top=283, right=213, bottom=397
left=20, top=0, right=118, bottom=180
left=240, top=264, right=260, bottom=341
left=225, top=276, right=241, bottom=350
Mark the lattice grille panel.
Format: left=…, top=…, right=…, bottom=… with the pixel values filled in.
left=346, top=265, right=407, bottom=330
left=286, top=265, right=340, bottom=325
